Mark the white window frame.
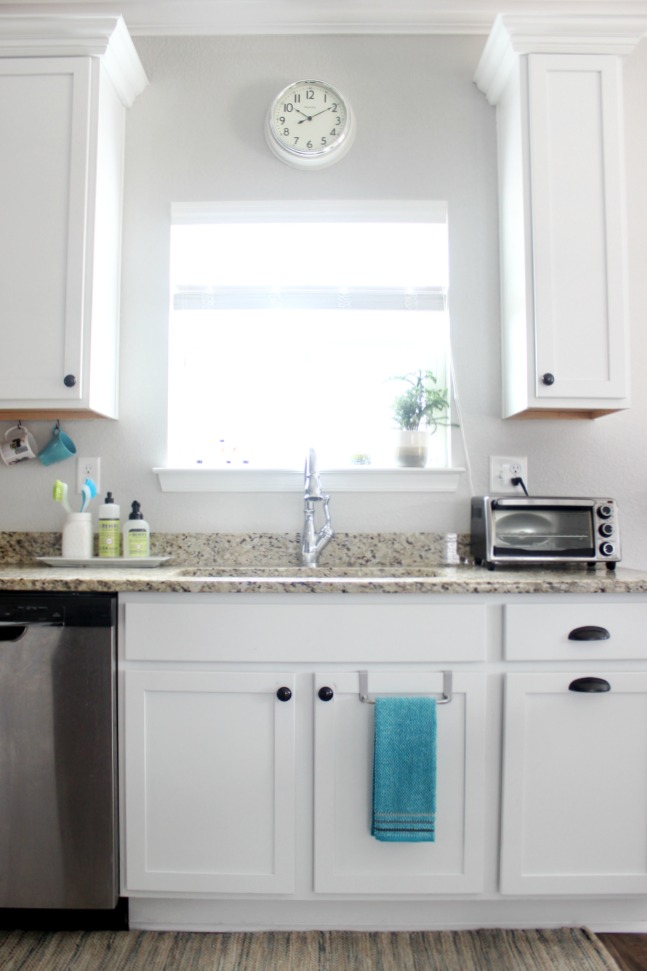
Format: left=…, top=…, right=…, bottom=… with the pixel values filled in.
left=155, top=200, right=465, bottom=493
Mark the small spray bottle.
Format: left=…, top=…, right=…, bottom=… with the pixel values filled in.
left=123, top=501, right=150, bottom=558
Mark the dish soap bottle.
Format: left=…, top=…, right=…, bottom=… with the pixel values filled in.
left=98, top=492, right=120, bottom=558
left=123, top=501, right=150, bottom=558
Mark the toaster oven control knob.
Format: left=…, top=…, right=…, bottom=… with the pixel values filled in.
left=541, top=372, right=555, bottom=386
left=597, top=504, right=614, bottom=520
left=599, top=541, right=615, bottom=557
left=599, top=522, right=614, bottom=538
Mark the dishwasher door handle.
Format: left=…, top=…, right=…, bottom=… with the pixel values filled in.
left=0, top=621, right=64, bottom=627
left=0, top=621, right=64, bottom=641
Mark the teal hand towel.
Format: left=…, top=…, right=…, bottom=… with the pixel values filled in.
left=371, top=696, right=437, bottom=842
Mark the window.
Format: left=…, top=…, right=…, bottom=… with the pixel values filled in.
left=168, top=201, right=451, bottom=472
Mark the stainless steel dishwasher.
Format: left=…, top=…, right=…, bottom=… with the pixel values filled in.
left=0, top=592, right=119, bottom=916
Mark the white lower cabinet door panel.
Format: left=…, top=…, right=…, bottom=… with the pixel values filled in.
left=123, top=670, right=296, bottom=895
left=313, top=671, right=486, bottom=894
left=501, top=672, right=647, bottom=895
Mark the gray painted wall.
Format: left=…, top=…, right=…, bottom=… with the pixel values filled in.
left=3, top=33, right=647, bottom=567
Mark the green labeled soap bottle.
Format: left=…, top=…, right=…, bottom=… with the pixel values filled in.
left=98, top=492, right=120, bottom=558
left=123, top=501, right=150, bottom=558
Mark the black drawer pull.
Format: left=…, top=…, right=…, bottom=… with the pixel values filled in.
left=569, top=677, right=611, bottom=693
left=568, top=625, right=610, bottom=642
left=276, top=686, right=292, bottom=702
left=318, top=686, right=334, bottom=702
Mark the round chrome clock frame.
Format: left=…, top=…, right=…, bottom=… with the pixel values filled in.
left=265, top=79, right=355, bottom=169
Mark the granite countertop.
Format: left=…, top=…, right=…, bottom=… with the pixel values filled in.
left=0, top=531, right=646, bottom=595
left=0, top=533, right=647, bottom=594
left=0, top=562, right=646, bottom=595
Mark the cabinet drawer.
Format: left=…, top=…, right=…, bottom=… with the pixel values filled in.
left=123, top=600, right=486, bottom=663
left=504, top=602, right=647, bottom=660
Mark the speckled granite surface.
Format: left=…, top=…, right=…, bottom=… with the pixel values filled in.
left=0, top=530, right=646, bottom=595
left=0, top=530, right=467, bottom=568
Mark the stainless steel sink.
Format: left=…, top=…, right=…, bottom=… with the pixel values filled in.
left=174, top=565, right=443, bottom=580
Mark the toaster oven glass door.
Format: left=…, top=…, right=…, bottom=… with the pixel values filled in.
left=492, top=505, right=594, bottom=557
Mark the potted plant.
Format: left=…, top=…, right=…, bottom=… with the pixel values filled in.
left=391, top=370, right=450, bottom=468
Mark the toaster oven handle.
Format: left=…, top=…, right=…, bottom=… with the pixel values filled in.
left=568, top=625, right=610, bottom=642
left=568, top=677, right=611, bottom=693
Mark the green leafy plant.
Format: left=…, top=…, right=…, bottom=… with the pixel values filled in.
left=392, top=370, right=450, bottom=432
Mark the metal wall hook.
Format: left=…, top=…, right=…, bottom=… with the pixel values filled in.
left=359, top=669, right=452, bottom=705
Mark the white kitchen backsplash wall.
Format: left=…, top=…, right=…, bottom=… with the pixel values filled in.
left=2, top=32, right=647, bottom=569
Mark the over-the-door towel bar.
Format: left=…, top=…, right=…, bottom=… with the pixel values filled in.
left=359, top=669, right=452, bottom=705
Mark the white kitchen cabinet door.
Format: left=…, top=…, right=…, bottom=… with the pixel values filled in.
left=501, top=672, right=647, bottom=895
left=0, top=20, right=146, bottom=419
left=313, top=671, right=485, bottom=894
left=123, top=670, right=296, bottom=895
left=479, top=43, right=630, bottom=419
left=528, top=54, right=627, bottom=408
left=0, top=58, right=91, bottom=410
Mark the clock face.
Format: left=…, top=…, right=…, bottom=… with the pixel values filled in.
left=266, top=80, right=355, bottom=168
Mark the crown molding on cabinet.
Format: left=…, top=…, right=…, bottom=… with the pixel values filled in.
left=474, top=12, right=647, bottom=103
left=0, top=14, right=148, bottom=104
left=2, top=1, right=647, bottom=37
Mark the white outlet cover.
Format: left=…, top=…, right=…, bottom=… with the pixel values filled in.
left=489, top=455, right=528, bottom=494
left=76, top=456, right=101, bottom=494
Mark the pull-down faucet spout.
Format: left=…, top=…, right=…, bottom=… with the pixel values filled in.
left=301, top=448, right=333, bottom=567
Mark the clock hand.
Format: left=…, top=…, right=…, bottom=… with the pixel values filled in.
left=309, top=106, right=334, bottom=119
left=295, top=109, right=313, bottom=124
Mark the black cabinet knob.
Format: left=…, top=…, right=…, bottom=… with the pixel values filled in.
left=63, top=374, right=77, bottom=388
left=318, top=686, right=334, bottom=702
left=276, top=686, right=292, bottom=702
left=541, top=372, right=555, bottom=386
left=569, top=676, right=611, bottom=693
left=568, top=625, right=610, bottom=641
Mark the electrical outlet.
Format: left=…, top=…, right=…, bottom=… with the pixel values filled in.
left=489, top=456, right=528, bottom=494
left=76, top=457, right=101, bottom=494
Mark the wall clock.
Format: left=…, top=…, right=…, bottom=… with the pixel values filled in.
left=265, top=79, right=355, bottom=169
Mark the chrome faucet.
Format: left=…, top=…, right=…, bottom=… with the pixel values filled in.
left=301, top=448, right=333, bottom=567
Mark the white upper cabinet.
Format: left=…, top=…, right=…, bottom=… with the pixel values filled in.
left=475, top=16, right=641, bottom=419
left=0, top=17, right=147, bottom=419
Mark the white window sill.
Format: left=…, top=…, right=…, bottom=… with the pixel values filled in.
left=154, top=467, right=465, bottom=493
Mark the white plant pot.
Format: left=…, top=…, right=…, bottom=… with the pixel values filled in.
left=395, top=430, right=428, bottom=468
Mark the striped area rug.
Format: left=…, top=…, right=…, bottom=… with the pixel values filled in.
left=0, top=927, right=621, bottom=971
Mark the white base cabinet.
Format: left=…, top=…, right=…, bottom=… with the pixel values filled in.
left=314, top=670, right=485, bottom=894
left=124, top=670, right=296, bottom=894
left=501, top=671, right=647, bottom=895
left=120, top=590, right=647, bottom=930
left=120, top=594, right=487, bottom=901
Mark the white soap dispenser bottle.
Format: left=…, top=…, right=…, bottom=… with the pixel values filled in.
left=123, top=501, right=150, bottom=558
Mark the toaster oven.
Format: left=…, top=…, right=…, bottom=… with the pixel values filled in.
left=470, top=496, right=620, bottom=570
